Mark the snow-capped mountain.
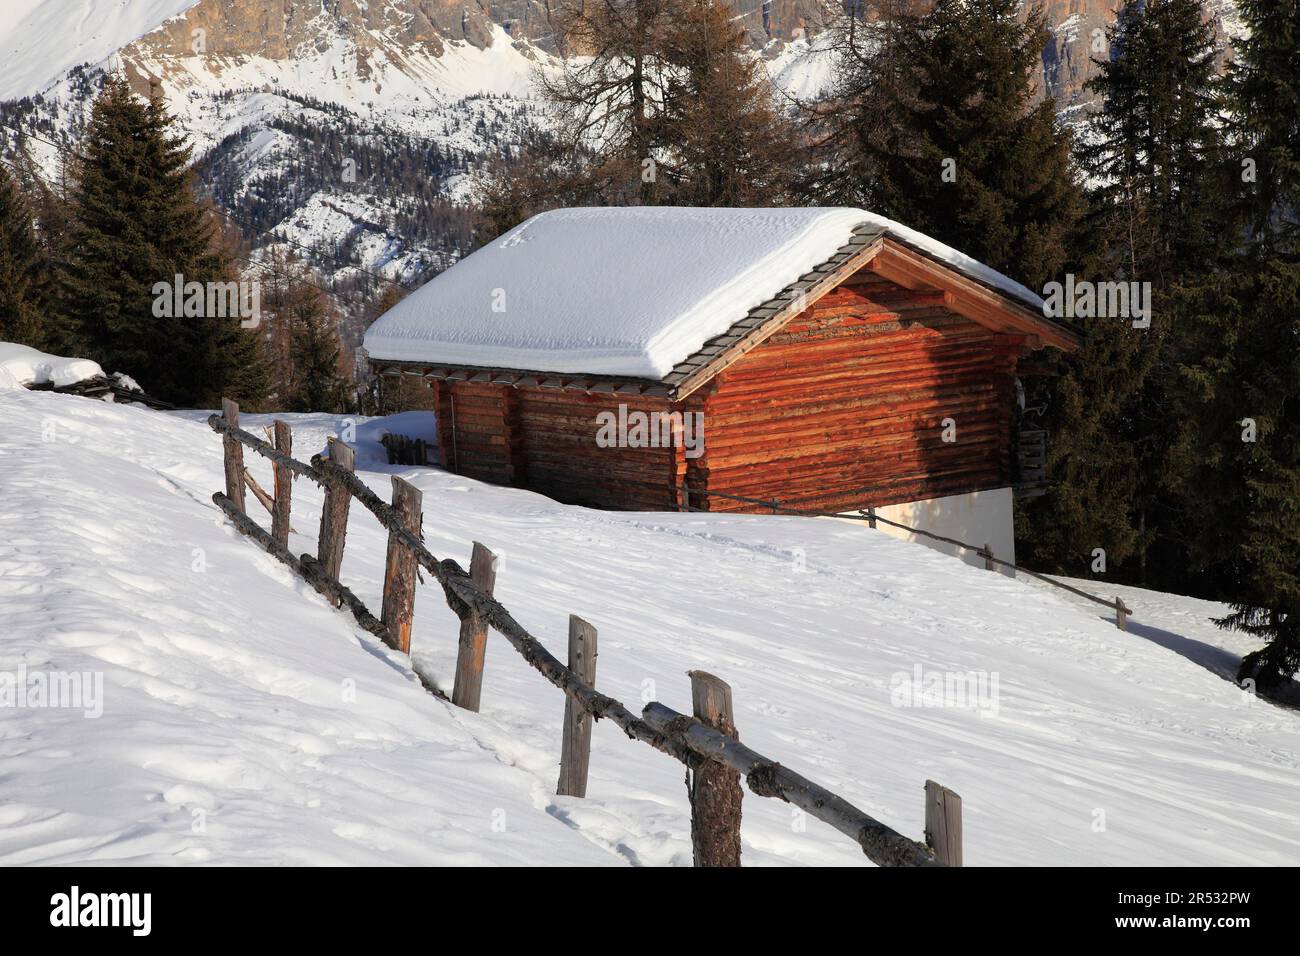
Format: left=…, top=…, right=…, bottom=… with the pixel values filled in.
left=0, top=0, right=1245, bottom=345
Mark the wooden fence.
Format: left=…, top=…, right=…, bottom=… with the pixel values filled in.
left=680, top=484, right=1134, bottom=631
left=209, top=399, right=962, bottom=867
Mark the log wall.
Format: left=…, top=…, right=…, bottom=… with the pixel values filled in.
left=416, top=275, right=1029, bottom=513
left=695, top=274, right=1026, bottom=513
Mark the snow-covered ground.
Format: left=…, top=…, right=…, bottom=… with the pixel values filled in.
left=0, top=342, right=103, bottom=390
left=2, top=390, right=1298, bottom=865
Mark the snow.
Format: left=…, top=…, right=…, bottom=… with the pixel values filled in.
left=2, top=389, right=1298, bottom=865
left=0, top=0, right=202, bottom=102
left=0, top=342, right=103, bottom=390
left=363, top=206, right=1047, bottom=379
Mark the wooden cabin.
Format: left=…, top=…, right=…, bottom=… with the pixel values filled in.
left=364, top=208, right=1078, bottom=562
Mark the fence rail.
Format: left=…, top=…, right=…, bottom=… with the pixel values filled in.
left=208, top=401, right=959, bottom=867
left=678, top=484, right=1133, bottom=630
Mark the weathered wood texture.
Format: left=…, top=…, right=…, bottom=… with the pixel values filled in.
left=642, top=702, right=939, bottom=866
left=271, top=420, right=292, bottom=547
left=556, top=615, right=598, bottom=797
left=451, top=541, right=498, bottom=712
left=209, top=412, right=949, bottom=865
left=413, top=274, right=1031, bottom=513
left=924, top=779, right=963, bottom=866
left=688, top=671, right=743, bottom=867
left=242, top=468, right=275, bottom=516
left=381, top=477, right=423, bottom=654
left=317, top=437, right=355, bottom=593
left=696, top=277, right=1023, bottom=513
left=221, top=398, right=246, bottom=513
left=212, top=491, right=392, bottom=647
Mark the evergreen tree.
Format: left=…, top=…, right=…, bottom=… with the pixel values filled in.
left=0, top=164, right=46, bottom=346
left=1022, top=0, right=1232, bottom=587
left=1079, top=0, right=1230, bottom=289
left=289, top=292, right=347, bottom=413
left=812, top=0, right=1083, bottom=289
left=57, top=76, right=267, bottom=406
left=1168, top=0, right=1300, bottom=689
left=261, top=249, right=347, bottom=412
left=1227, top=0, right=1300, bottom=249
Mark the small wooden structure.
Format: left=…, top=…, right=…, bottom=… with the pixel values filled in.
left=367, top=212, right=1079, bottom=514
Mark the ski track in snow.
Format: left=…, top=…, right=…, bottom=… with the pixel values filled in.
left=2, top=391, right=1299, bottom=866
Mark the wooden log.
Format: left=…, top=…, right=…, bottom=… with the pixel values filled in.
left=306, top=452, right=693, bottom=763
left=243, top=468, right=275, bottom=516
left=556, top=615, right=597, bottom=797
left=381, top=477, right=423, bottom=654
left=641, top=702, right=938, bottom=867
left=452, top=541, right=498, bottom=711
left=688, top=671, right=743, bottom=867
left=221, top=398, right=246, bottom=514
left=317, top=437, right=355, bottom=597
left=207, top=414, right=320, bottom=482
left=924, top=780, right=963, bottom=866
left=212, top=491, right=393, bottom=647
left=271, top=420, right=292, bottom=547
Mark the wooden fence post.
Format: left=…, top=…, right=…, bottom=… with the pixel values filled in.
left=983, top=542, right=996, bottom=572
left=221, top=398, right=245, bottom=514
left=317, top=437, right=355, bottom=597
left=924, top=780, right=962, bottom=866
left=452, top=541, right=498, bottom=711
left=688, top=670, right=743, bottom=867
left=1115, top=598, right=1130, bottom=631
left=679, top=479, right=689, bottom=513
left=867, top=506, right=877, bottom=529
left=557, top=615, right=598, bottom=797
left=271, top=420, right=292, bottom=547
left=381, top=476, right=423, bottom=654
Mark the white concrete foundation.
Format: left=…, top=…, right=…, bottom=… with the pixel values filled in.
left=848, top=486, right=1016, bottom=577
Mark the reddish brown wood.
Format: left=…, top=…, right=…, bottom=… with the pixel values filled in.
left=386, top=278, right=1039, bottom=513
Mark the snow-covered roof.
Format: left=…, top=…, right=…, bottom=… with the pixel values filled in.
left=363, top=206, right=1048, bottom=383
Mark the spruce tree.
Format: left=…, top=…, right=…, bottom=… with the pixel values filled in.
left=813, top=0, right=1083, bottom=289
left=1022, top=0, right=1232, bottom=587
left=287, top=287, right=347, bottom=413
left=0, top=164, right=46, bottom=346
left=58, top=76, right=267, bottom=406
left=1228, top=0, right=1300, bottom=249
left=1079, top=0, right=1231, bottom=289
left=1169, top=0, right=1300, bottom=690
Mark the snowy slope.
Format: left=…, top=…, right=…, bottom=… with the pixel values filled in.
left=3, top=390, right=1299, bottom=865
left=0, top=0, right=200, bottom=102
